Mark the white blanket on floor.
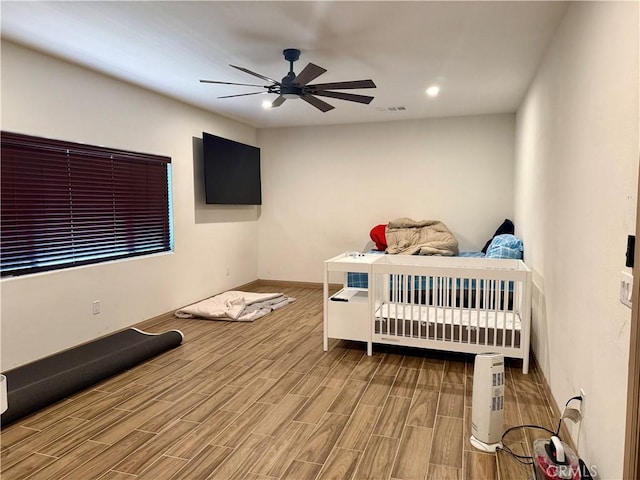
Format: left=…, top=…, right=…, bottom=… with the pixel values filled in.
left=174, top=291, right=295, bottom=322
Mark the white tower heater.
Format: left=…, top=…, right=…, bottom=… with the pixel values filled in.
left=470, top=353, right=504, bottom=452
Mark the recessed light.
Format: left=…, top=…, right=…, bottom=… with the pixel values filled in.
left=262, top=100, right=273, bottom=109
left=426, top=85, right=440, bottom=97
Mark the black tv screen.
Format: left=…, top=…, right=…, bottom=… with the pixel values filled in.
left=202, top=132, right=262, bottom=205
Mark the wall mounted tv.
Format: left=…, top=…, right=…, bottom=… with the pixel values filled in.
left=202, top=132, right=262, bottom=205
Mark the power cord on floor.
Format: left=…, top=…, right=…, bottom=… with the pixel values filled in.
left=496, top=424, right=556, bottom=465
left=496, top=395, right=584, bottom=466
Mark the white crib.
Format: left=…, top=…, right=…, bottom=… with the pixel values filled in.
left=369, top=255, right=532, bottom=373
left=323, top=253, right=532, bottom=373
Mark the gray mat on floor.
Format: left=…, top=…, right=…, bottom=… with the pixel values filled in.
left=1, top=327, right=183, bottom=426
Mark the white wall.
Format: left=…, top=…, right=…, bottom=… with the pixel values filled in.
left=0, top=41, right=260, bottom=369
left=515, top=2, right=639, bottom=477
left=257, top=114, right=515, bottom=282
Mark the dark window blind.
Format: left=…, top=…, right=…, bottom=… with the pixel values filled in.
left=1, top=131, right=172, bottom=277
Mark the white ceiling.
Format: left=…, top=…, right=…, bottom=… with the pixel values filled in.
left=1, top=1, right=568, bottom=129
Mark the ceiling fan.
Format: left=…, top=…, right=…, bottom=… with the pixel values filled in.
left=200, top=48, right=376, bottom=112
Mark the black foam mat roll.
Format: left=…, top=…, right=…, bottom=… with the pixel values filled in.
left=1, top=328, right=183, bottom=426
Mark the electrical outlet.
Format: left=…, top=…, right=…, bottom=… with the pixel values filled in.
left=92, top=300, right=101, bottom=315
left=621, top=271, right=633, bottom=308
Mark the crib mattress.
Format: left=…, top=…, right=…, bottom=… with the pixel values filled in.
left=375, top=303, right=521, bottom=347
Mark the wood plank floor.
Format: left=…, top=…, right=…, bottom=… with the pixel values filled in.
left=0, top=283, right=555, bottom=479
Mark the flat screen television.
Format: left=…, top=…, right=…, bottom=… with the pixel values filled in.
left=202, top=132, right=262, bottom=205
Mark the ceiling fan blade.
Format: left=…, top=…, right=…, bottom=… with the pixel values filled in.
left=300, top=94, right=334, bottom=112
left=312, top=90, right=374, bottom=105
left=292, top=63, right=327, bottom=86
left=271, top=96, right=286, bottom=107
left=230, top=65, right=281, bottom=85
left=200, top=80, right=266, bottom=88
left=307, top=79, right=377, bottom=90
left=217, top=91, right=268, bottom=99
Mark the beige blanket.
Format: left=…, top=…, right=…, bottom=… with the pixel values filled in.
left=174, top=291, right=295, bottom=322
left=385, top=218, right=459, bottom=256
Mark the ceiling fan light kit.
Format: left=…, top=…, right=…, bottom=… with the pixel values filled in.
left=200, top=48, right=376, bottom=112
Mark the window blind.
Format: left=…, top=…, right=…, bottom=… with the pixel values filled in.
left=1, top=131, right=172, bottom=277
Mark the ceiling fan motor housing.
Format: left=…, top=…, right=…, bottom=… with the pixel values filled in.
left=281, top=72, right=301, bottom=98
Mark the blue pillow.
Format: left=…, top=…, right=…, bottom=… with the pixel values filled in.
left=485, top=234, right=523, bottom=259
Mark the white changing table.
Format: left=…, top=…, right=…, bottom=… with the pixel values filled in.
left=323, top=252, right=378, bottom=355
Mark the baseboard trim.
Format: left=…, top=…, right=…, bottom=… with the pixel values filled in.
left=233, top=280, right=262, bottom=291
left=255, top=279, right=342, bottom=290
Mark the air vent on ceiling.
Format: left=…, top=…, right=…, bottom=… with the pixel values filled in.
left=375, top=106, right=407, bottom=112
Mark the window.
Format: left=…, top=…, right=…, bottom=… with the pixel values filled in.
left=1, top=132, right=172, bottom=277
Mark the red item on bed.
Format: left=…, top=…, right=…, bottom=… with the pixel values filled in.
left=370, top=224, right=387, bottom=251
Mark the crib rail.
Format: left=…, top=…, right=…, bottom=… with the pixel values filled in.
left=370, top=258, right=531, bottom=371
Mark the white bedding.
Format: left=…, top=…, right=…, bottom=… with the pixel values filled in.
left=175, top=291, right=295, bottom=322
left=376, top=303, right=521, bottom=330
